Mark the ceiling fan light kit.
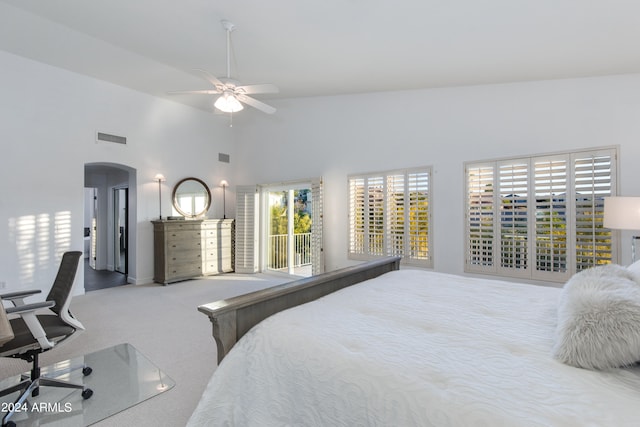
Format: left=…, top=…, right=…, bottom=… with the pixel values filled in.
left=214, top=92, right=244, bottom=113
left=168, top=19, right=278, bottom=117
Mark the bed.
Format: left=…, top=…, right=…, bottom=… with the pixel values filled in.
left=191, top=257, right=640, bottom=426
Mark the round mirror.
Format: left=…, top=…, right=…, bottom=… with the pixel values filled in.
left=172, top=177, right=211, bottom=218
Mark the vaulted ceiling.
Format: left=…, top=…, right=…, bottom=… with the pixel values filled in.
left=2, top=1, right=640, bottom=112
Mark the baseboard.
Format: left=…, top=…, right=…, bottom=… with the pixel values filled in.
left=128, top=275, right=155, bottom=285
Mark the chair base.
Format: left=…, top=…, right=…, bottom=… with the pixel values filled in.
left=1, top=364, right=93, bottom=427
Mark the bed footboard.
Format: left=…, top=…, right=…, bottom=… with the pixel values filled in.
left=198, top=257, right=401, bottom=363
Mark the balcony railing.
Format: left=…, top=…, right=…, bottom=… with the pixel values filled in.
left=268, top=233, right=312, bottom=270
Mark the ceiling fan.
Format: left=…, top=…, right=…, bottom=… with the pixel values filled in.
left=169, top=20, right=278, bottom=115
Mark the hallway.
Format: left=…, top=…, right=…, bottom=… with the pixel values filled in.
left=84, top=162, right=135, bottom=293
left=84, top=259, right=127, bottom=292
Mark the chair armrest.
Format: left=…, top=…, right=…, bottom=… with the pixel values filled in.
left=5, top=301, right=55, bottom=315
left=0, top=289, right=42, bottom=308
left=0, top=289, right=42, bottom=300
left=6, top=301, right=56, bottom=350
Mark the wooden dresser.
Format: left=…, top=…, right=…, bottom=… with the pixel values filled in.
left=152, top=219, right=234, bottom=284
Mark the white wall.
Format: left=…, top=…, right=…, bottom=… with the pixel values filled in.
left=0, top=50, right=234, bottom=296
left=3, top=46, right=640, bottom=296
left=235, top=74, right=640, bottom=278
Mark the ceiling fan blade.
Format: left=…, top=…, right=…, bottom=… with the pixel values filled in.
left=237, top=94, right=276, bottom=114
left=193, top=68, right=225, bottom=88
left=235, top=83, right=279, bottom=95
left=167, top=89, right=220, bottom=95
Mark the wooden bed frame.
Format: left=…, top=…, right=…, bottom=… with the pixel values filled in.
left=198, top=257, right=401, bottom=363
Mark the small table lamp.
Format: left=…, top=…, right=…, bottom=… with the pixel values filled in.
left=603, top=196, right=640, bottom=262
left=155, top=174, right=166, bottom=220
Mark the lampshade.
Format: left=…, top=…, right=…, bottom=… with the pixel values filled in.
left=220, top=180, right=229, bottom=187
left=214, top=93, right=244, bottom=113
left=154, top=173, right=166, bottom=182
left=603, top=197, right=640, bottom=230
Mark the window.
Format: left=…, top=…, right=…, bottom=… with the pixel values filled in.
left=349, top=167, right=432, bottom=267
left=465, top=147, right=618, bottom=282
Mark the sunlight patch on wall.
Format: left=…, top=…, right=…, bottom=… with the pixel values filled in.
left=8, top=211, right=72, bottom=285
left=36, top=213, right=51, bottom=272
left=55, top=211, right=72, bottom=255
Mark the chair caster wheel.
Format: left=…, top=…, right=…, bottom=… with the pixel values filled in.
left=82, top=367, right=92, bottom=376
left=82, top=388, right=93, bottom=399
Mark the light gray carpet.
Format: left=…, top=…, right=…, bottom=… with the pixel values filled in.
left=1, top=272, right=290, bottom=426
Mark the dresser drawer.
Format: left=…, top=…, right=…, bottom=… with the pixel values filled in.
left=166, top=262, right=202, bottom=279
left=162, top=222, right=201, bottom=232
left=166, top=239, right=202, bottom=252
left=203, top=257, right=232, bottom=274
left=201, top=221, right=232, bottom=230
left=166, top=249, right=202, bottom=264
left=203, top=237, right=231, bottom=250
left=203, top=228, right=232, bottom=238
left=166, top=230, right=202, bottom=242
left=204, top=247, right=232, bottom=259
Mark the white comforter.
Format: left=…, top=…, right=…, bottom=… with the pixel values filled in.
left=188, top=269, right=640, bottom=426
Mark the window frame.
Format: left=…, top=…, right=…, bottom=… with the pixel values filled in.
left=348, top=166, right=433, bottom=268
left=464, top=146, right=618, bottom=282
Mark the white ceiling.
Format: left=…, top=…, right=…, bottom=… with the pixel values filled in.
left=2, top=0, right=640, bottom=113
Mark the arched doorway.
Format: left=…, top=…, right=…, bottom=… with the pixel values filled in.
left=84, top=163, right=137, bottom=291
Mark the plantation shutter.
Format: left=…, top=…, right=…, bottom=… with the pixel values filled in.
left=406, top=170, right=431, bottom=263
left=311, top=177, right=324, bottom=275
left=349, top=177, right=366, bottom=256
left=465, top=146, right=618, bottom=282
left=235, top=185, right=260, bottom=273
left=533, top=156, right=569, bottom=280
left=498, top=161, right=529, bottom=275
left=368, top=176, right=385, bottom=256
left=349, top=168, right=432, bottom=267
left=387, top=173, right=405, bottom=258
left=466, top=164, right=495, bottom=272
left=573, top=150, right=616, bottom=271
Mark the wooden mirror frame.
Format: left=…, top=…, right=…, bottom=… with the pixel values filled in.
left=171, top=177, right=211, bottom=218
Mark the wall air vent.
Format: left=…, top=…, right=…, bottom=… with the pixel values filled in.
left=96, top=131, right=127, bottom=145
left=218, top=153, right=230, bottom=163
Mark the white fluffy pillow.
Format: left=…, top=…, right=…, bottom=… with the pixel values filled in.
left=552, top=264, right=640, bottom=370
left=627, top=259, right=640, bottom=277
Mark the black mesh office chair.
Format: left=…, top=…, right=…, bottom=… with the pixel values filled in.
left=0, top=251, right=92, bottom=427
